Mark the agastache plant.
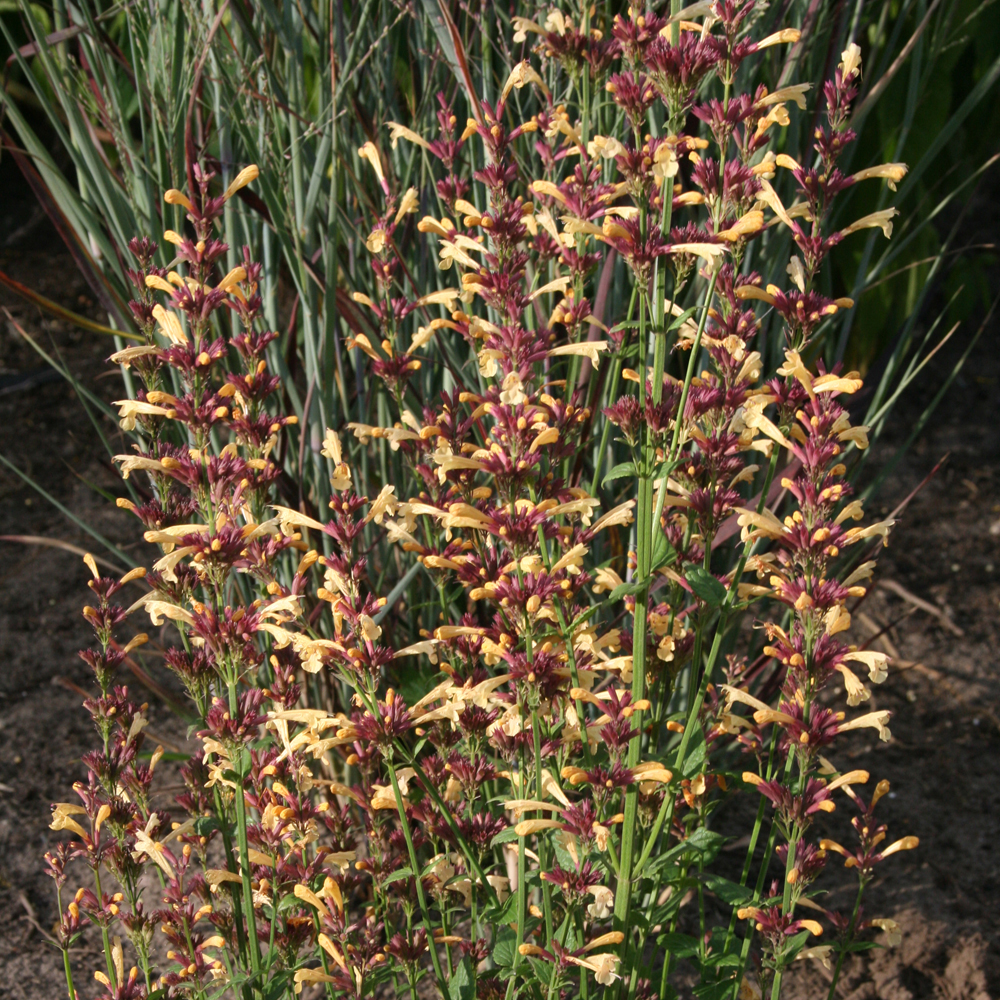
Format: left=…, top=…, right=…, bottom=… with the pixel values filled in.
left=48, top=4, right=918, bottom=999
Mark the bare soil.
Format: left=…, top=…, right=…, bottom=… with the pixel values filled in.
left=0, top=227, right=181, bottom=998
left=1, top=232, right=997, bottom=999
left=779, top=333, right=1000, bottom=999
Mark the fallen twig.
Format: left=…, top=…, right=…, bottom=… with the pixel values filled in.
left=878, top=579, right=965, bottom=636
left=18, top=890, right=58, bottom=945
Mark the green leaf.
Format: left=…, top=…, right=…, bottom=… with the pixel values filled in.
left=701, top=874, right=752, bottom=905
left=681, top=726, right=707, bottom=778
left=261, top=973, right=293, bottom=1000
left=482, top=887, right=520, bottom=927
left=209, top=977, right=247, bottom=1000
left=608, top=580, right=643, bottom=602
left=492, top=926, right=518, bottom=968
left=658, top=932, right=700, bottom=958
left=641, top=824, right=721, bottom=879
left=277, top=890, right=307, bottom=914
left=232, top=746, right=252, bottom=779
left=640, top=852, right=684, bottom=880
left=526, top=956, right=551, bottom=985
left=683, top=827, right=727, bottom=863
left=845, top=940, right=881, bottom=953
left=651, top=530, right=678, bottom=569
left=568, top=604, right=600, bottom=631
left=382, top=867, right=414, bottom=886
left=666, top=305, right=699, bottom=332
left=686, top=566, right=728, bottom=607
left=490, top=827, right=519, bottom=848
left=602, top=461, right=636, bottom=486
left=701, top=952, right=741, bottom=968
left=693, top=979, right=737, bottom=1000
left=448, top=956, right=475, bottom=1000
left=419, top=0, right=480, bottom=123
left=781, top=929, right=812, bottom=962
left=139, top=750, right=188, bottom=763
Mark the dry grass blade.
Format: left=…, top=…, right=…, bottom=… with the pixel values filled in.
left=878, top=579, right=965, bottom=636
left=17, top=891, right=58, bottom=945
left=0, top=535, right=127, bottom=574
left=0, top=282, right=140, bottom=340
left=851, top=0, right=943, bottom=124
left=421, top=0, right=484, bottom=126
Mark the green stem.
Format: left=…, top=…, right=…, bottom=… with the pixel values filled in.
left=723, top=729, right=780, bottom=953
left=532, top=707, right=555, bottom=946
left=615, top=214, right=719, bottom=986
left=826, top=880, right=867, bottom=1000
left=612, top=290, right=651, bottom=956
left=385, top=760, right=449, bottom=998
left=650, top=168, right=674, bottom=400
left=397, top=751, right=498, bottom=903
left=556, top=603, right=594, bottom=767
left=772, top=755, right=810, bottom=1000
left=545, top=911, right=573, bottom=1000
left=227, top=680, right=262, bottom=980
left=632, top=446, right=782, bottom=884
left=213, top=785, right=250, bottom=968
left=577, top=911, right=590, bottom=1000
left=649, top=264, right=720, bottom=558
left=590, top=285, right=638, bottom=498
left=62, top=947, right=76, bottom=1000
left=310, top=911, right=339, bottom=1000
left=669, top=268, right=718, bottom=453
left=732, top=753, right=795, bottom=1000
left=182, top=917, right=210, bottom=1000
left=615, top=268, right=722, bottom=958
left=508, top=745, right=529, bottom=1000
left=57, top=884, right=75, bottom=1000
left=770, top=825, right=802, bottom=1000
left=92, top=867, right=116, bottom=989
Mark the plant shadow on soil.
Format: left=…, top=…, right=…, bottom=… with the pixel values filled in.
left=0, top=178, right=997, bottom=1000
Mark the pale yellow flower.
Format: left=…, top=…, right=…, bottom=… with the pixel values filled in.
left=133, top=815, right=175, bottom=877
left=113, top=398, right=174, bottom=431
left=841, top=208, right=897, bottom=239
left=546, top=340, right=610, bottom=369
left=151, top=304, right=187, bottom=345
left=500, top=60, right=549, bottom=104
left=843, top=649, right=890, bottom=684
left=364, top=485, right=398, bottom=525
left=358, top=142, right=385, bottom=185
left=223, top=164, right=259, bottom=202
left=386, top=122, right=429, bottom=150
left=841, top=43, right=862, bottom=80
left=587, top=885, right=614, bottom=919
left=50, top=803, right=89, bottom=838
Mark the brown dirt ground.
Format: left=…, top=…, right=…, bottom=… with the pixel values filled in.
left=779, top=329, right=1000, bottom=999
left=0, top=227, right=186, bottom=997
left=1, top=224, right=998, bottom=999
